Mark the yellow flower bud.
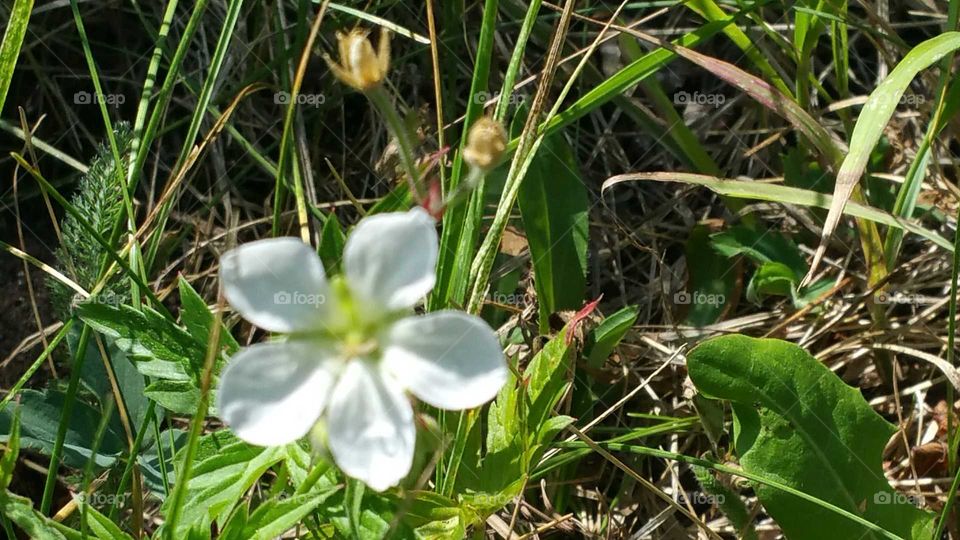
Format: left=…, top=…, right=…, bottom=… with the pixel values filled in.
left=462, top=118, right=507, bottom=172
left=323, top=27, right=391, bottom=92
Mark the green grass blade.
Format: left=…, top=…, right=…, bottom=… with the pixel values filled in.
left=432, top=0, right=502, bottom=310
left=144, top=0, right=246, bottom=269
left=0, top=0, right=33, bottom=116
left=808, top=31, right=960, bottom=279
left=685, top=0, right=792, bottom=96
left=603, top=172, right=953, bottom=251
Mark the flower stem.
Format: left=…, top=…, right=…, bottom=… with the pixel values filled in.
left=366, top=85, right=423, bottom=202
left=441, top=166, right=483, bottom=210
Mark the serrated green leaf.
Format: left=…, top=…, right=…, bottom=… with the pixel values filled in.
left=178, top=276, right=239, bottom=357
left=0, top=490, right=79, bottom=540
left=235, top=488, right=338, bottom=540
left=688, top=334, right=935, bottom=539
left=143, top=380, right=201, bottom=415
left=77, top=303, right=204, bottom=382
left=525, top=330, right=573, bottom=432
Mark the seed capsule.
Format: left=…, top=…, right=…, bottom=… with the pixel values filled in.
left=463, top=118, right=507, bottom=172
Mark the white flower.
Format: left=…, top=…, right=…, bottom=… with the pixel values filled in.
left=215, top=208, right=508, bottom=491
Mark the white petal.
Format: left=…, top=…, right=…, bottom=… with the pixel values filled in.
left=343, top=208, right=438, bottom=312
left=383, top=311, right=507, bottom=410
left=326, top=361, right=415, bottom=491
left=217, top=340, right=336, bottom=446
left=220, top=238, right=330, bottom=333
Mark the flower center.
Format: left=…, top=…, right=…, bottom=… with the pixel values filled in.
left=340, top=332, right=379, bottom=359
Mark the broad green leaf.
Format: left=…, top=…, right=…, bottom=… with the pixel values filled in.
left=329, top=491, right=417, bottom=539
left=282, top=442, right=336, bottom=489
left=524, top=328, right=574, bottom=438
left=375, top=491, right=466, bottom=540
left=77, top=303, right=205, bottom=382
left=810, top=31, right=960, bottom=278
left=688, top=335, right=935, bottom=539
left=517, top=130, right=588, bottom=331
left=465, top=326, right=575, bottom=509
left=0, top=0, right=33, bottom=116
left=0, top=389, right=124, bottom=468
left=585, top=305, right=638, bottom=368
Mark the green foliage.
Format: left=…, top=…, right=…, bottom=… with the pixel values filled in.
left=687, top=334, right=935, bottom=539
left=456, top=326, right=575, bottom=519
left=319, top=212, right=346, bottom=274
left=156, top=431, right=287, bottom=538
left=0, top=0, right=32, bottom=116
left=709, top=225, right=832, bottom=306
left=692, top=462, right=757, bottom=540
left=585, top=305, right=638, bottom=368
left=0, top=388, right=124, bottom=468
left=517, top=128, right=589, bottom=332
left=0, top=407, right=81, bottom=540
left=47, top=124, right=132, bottom=318
left=77, top=302, right=208, bottom=414
left=682, top=224, right=735, bottom=326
